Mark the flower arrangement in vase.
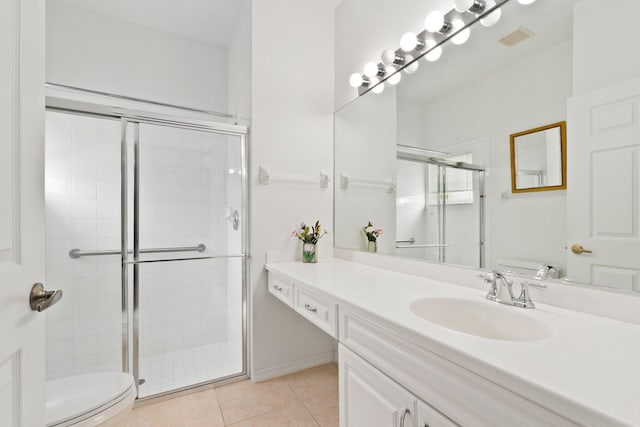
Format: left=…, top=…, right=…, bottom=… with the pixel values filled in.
left=292, top=220, right=328, bottom=263
left=362, top=221, right=383, bottom=252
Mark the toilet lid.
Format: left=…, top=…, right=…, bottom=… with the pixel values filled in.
left=46, top=372, right=135, bottom=426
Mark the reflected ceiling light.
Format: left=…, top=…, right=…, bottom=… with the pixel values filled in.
left=480, top=0, right=501, bottom=27
left=385, top=65, right=402, bottom=85
left=423, top=40, right=442, bottom=62
left=425, top=11, right=452, bottom=33
left=454, top=0, right=486, bottom=14
left=349, top=73, right=367, bottom=88
left=381, top=48, right=402, bottom=66
left=400, top=32, right=425, bottom=52
left=518, top=0, right=536, bottom=4
left=369, top=77, right=385, bottom=94
left=403, top=55, right=419, bottom=74
left=363, top=62, right=381, bottom=78
left=451, top=19, right=471, bottom=45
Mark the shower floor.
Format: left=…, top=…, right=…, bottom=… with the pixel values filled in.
left=138, top=340, right=243, bottom=397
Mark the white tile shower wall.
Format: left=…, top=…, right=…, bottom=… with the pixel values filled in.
left=45, top=112, right=235, bottom=380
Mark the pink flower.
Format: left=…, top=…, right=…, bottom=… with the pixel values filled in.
left=375, top=229, right=383, bottom=235
left=291, top=230, right=298, bottom=236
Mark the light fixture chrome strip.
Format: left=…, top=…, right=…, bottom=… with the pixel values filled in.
left=45, top=82, right=234, bottom=118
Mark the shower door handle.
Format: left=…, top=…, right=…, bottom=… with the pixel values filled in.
left=29, top=283, right=63, bottom=312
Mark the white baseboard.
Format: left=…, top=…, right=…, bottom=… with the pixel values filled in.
left=251, top=350, right=337, bottom=383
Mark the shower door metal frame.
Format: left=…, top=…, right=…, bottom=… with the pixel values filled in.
left=45, top=98, right=251, bottom=401
left=397, top=151, right=485, bottom=267
left=123, top=116, right=250, bottom=400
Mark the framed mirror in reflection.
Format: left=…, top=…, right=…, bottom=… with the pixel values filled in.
left=510, top=121, right=566, bottom=193
left=334, top=0, right=640, bottom=294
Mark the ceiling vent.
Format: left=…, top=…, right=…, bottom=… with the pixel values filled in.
left=498, top=26, right=535, bottom=47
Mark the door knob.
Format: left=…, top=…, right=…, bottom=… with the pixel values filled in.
left=29, top=283, right=63, bottom=312
left=571, top=244, right=593, bottom=255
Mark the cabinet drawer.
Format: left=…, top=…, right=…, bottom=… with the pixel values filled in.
left=268, top=273, right=293, bottom=306
left=294, top=286, right=337, bottom=338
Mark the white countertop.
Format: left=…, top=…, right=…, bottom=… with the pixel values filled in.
left=266, top=258, right=640, bottom=427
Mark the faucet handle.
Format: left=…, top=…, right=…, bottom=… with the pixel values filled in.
left=515, top=281, right=547, bottom=309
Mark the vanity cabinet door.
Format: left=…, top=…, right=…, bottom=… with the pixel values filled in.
left=416, top=400, right=459, bottom=427
left=339, top=344, right=416, bottom=427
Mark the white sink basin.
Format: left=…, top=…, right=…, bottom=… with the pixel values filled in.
left=409, top=297, right=552, bottom=341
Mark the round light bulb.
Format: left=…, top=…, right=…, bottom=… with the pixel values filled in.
left=425, top=11, right=445, bottom=33
left=372, top=81, right=385, bottom=94
left=400, top=32, right=419, bottom=52
left=480, top=0, right=501, bottom=27
left=403, top=55, right=419, bottom=74
left=454, top=0, right=475, bottom=12
left=385, top=65, right=401, bottom=85
left=381, top=49, right=397, bottom=65
left=518, top=0, right=536, bottom=4
left=451, top=19, right=470, bottom=45
left=423, top=40, right=442, bottom=62
left=349, top=73, right=364, bottom=88
left=363, top=62, right=380, bottom=78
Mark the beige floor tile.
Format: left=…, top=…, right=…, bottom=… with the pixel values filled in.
left=227, top=401, right=320, bottom=427
left=216, top=378, right=300, bottom=425
left=284, top=363, right=338, bottom=401
left=118, top=389, right=224, bottom=427
left=303, top=389, right=339, bottom=427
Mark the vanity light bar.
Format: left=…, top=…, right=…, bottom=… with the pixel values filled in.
left=349, top=0, right=514, bottom=96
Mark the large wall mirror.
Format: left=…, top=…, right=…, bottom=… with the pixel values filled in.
left=334, top=0, right=640, bottom=294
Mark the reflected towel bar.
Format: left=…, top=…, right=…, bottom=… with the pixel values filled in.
left=69, top=244, right=206, bottom=259
left=396, top=244, right=450, bottom=249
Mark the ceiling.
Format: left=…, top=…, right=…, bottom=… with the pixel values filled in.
left=59, top=0, right=249, bottom=47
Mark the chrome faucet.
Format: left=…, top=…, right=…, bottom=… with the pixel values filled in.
left=480, top=271, right=547, bottom=309
left=535, top=264, right=558, bottom=280
left=481, top=270, right=515, bottom=305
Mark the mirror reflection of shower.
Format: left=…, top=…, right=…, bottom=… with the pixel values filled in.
left=395, top=145, right=485, bottom=268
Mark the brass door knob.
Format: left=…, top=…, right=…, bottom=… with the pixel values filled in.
left=571, top=244, right=593, bottom=255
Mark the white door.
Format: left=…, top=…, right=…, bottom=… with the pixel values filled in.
left=566, top=77, right=640, bottom=290
left=339, top=344, right=415, bottom=427
left=0, top=0, right=47, bottom=426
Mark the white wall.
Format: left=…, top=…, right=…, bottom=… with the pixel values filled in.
left=334, top=88, right=397, bottom=252
left=227, top=1, right=252, bottom=122
left=46, top=0, right=228, bottom=113
left=250, top=0, right=339, bottom=380
left=573, top=0, right=640, bottom=96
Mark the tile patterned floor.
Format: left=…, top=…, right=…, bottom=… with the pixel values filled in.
left=116, top=363, right=338, bottom=427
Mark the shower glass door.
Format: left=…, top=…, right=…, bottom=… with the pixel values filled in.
left=127, top=120, right=247, bottom=398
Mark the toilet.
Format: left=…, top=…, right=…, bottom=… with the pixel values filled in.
left=46, top=372, right=136, bottom=427
left=496, top=258, right=559, bottom=278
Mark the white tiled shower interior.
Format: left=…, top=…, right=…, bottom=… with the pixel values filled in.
left=44, top=111, right=243, bottom=396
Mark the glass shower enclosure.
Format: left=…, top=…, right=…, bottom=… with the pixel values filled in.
left=44, top=105, right=248, bottom=400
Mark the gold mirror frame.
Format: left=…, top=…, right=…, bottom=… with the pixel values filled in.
left=510, top=121, right=567, bottom=193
